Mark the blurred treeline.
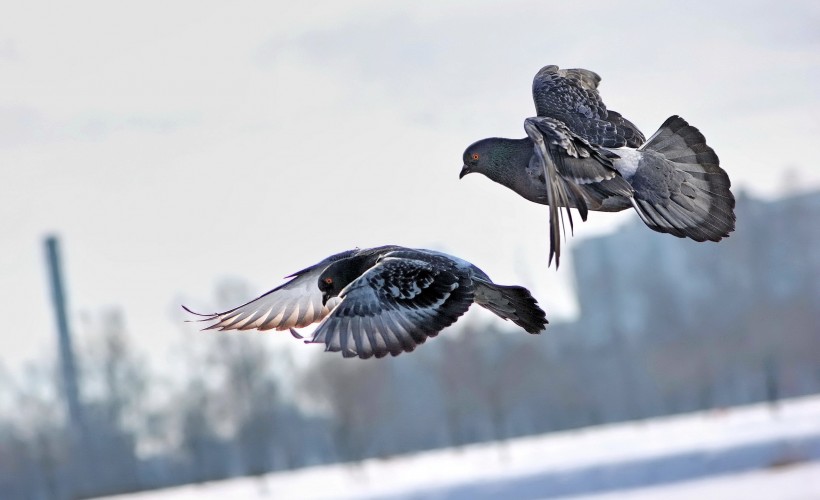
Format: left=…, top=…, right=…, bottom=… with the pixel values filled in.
left=1, top=191, right=818, bottom=500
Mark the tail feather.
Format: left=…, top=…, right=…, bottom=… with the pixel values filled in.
left=473, top=280, right=548, bottom=334
left=629, top=116, right=735, bottom=242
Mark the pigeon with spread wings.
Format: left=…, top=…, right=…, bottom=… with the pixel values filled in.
left=460, top=65, right=735, bottom=267
left=184, top=245, right=547, bottom=359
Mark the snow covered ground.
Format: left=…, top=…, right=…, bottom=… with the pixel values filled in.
left=102, top=395, right=820, bottom=500
left=571, top=462, right=820, bottom=500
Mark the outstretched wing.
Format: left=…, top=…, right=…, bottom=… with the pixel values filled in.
left=309, top=257, right=474, bottom=359
left=532, top=65, right=645, bottom=148
left=183, top=250, right=357, bottom=332
left=524, top=116, right=626, bottom=268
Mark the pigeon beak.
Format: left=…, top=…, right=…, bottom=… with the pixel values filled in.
left=459, top=165, right=471, bottom=179
left=321, top=292, right=328, bottom=306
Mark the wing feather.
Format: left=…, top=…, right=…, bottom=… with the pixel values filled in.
left=524, top=118, right=587, bottom=267
left=308, top=257, right=474, bottom=359
left=524, top=116, right=634, bottom=267
left=183, top=250, right=357, bottom=333
left=532, top=65, right=645, bottom=147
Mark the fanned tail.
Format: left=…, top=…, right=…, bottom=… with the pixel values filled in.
left=627, top=116, right=735, bottom=242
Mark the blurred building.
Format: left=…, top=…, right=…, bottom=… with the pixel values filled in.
left=572, top=190, right=820, bottom=346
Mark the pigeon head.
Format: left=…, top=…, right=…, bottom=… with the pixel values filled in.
left=460, top=137, right=533, bottom=181
left=460, top=138, right=494, bottom=179
left=317, top=256, right=373, bottom=305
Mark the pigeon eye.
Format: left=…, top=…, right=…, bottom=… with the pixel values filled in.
left=324, top=277, right=333, bottom=285
left=471, top=153, right=480, bottom=161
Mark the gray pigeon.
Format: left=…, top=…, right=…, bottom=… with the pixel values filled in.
left=460, top=65, right=736, bottom=268
left=184, top=245, right=548, bottom=359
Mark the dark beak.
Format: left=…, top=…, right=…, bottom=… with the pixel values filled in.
left=321, top=293, right=328, bottom=306
left=459, top=165, right=471, bottom=179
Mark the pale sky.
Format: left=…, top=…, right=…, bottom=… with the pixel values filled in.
left=2, top=0, right=819, bottom=374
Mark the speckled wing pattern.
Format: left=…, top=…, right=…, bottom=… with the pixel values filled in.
left=183, top=249, right=358, bottom=332
left=309, top=256, right=475, bottom=359
left=531, top=65, right=645, bottom=148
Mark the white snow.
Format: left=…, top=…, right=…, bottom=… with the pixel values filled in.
left=568, top=462, right=820, bottom=500
left=99, top=395, right=820, bottom=500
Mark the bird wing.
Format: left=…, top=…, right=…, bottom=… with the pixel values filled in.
left=531, top=65, right=645, bottom=148
left=524, top=116, right=626, bottom=268
left=308, top=256, right=474, bottom=359
left=183, top=250, right=358, bottom=332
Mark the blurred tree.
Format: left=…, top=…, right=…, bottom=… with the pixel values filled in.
left=177, top=378, right=233, bottom=483
left=299, top=356, right=393, bottom=462
left=209, top=334, right=281, bottom=475
left=0, top=361, right=72, bottom=499
left=79, top=308, right=147, bottom=494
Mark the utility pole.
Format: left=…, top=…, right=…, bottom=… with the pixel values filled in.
left=45, top=235, right=92, bottom=499
left=45, top=235, right=85, bottom=430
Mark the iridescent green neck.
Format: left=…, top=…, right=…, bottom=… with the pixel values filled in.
left=483, top=138, right=533, bottom=185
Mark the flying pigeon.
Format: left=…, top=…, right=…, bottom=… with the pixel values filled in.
left=460, top=65, right=736, bottom=267
left=183, top=245, right=548, bottom=359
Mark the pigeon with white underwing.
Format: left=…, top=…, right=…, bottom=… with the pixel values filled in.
left=183, top=245, right=548, bottom=359
left=460, top=65, right=736, bottom=268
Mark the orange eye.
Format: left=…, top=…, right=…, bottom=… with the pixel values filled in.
left=471, top=153, right=480, bottom=161
left=324, top=277, right=333, bottom=285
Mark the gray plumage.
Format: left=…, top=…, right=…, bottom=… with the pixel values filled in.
left=184, top=246, right=548, bottom=359
left=531, top=65, right=645, bottom=148
left=460, top=65, right=736, bottom=268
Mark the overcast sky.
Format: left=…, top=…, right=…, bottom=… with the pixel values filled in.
left=2, top=0, right=819, bottom=374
